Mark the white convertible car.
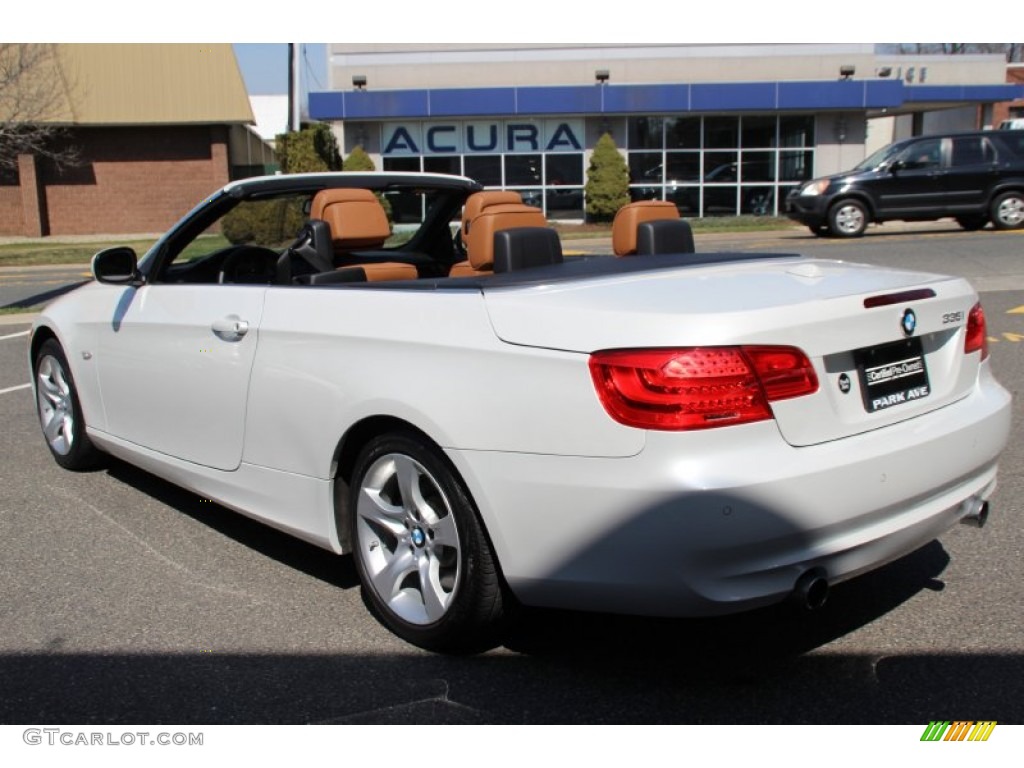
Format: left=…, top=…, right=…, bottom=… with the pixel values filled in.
left=30, top=172, right=1012, bottom=653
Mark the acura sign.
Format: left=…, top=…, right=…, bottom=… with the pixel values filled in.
left=382, top=119, right=584, bottom=156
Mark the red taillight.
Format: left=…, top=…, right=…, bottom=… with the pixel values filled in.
left=964, top=302, right=989, bottom=360
left=589, top=346, right=818, bottom=431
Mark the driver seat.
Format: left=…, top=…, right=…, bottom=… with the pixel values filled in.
left=309, top=188, right=418, bottom=281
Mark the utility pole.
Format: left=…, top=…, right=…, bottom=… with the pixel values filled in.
left=287, top=43, right=300, bottom=132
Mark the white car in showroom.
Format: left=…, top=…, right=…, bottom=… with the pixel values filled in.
left=30, top=172, right=1011, bottom=653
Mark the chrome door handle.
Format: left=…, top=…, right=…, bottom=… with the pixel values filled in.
left=211, top=316, right=249, bottom=340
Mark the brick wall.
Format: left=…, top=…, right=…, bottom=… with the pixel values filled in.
left=0, top=125, right=232, bottom=237
left=0, top=183, right=23, bottom=236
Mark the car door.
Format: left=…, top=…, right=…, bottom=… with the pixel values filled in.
left=871, top=137, right=945, bottom=217
left=942, top=134, right=999, bottom=214
left=94, top=282, right=266, bottom=471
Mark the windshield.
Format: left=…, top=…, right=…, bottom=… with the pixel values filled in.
left=852, top=142, right=906, bottom=171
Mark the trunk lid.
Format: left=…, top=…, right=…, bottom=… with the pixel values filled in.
left=482, top=257, right=983, bottom=447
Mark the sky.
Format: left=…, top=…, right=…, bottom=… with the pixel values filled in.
left=233, top=44, right=327, bottom=98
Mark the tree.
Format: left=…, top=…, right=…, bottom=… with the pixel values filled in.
left=342, top=144, right=375, bottom=172
left=584, top=132, right=630, bottom=222
left=275, top=122, right=341, bottom=174
left=0, top=43, right=78, bottom=171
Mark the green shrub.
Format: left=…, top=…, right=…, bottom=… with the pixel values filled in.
left=221, top=199, right=306, bottom=246
left=584, top=133, right=630, bottom=222
left=276, top=123, right=342, bottom=174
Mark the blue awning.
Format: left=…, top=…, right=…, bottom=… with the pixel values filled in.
left=309, top=80, right=1024, bottom=121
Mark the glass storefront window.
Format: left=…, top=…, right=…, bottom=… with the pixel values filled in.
left=665, top=152, right=701, bottom=184
left=629, top=187, right=662, bottom=202
left=779, top=150, right=814, bottom=181
left=667, top=186, right=699, bottom=215
left=741, top=151, right=776, bottom=182
left=424, top=156, right=462, bottom=175
left=703, top=152, right=739, bottom=182
left=628, top=117, right=663, bottom=149
left=464, top=155, right=502, bottom=186
left=741, top=186, right=776, bottom=216
left=780, top=116, right=815, bottom=148
left=704, top=117, right=739, bottom=149
left=383, top=157, right=420, bottom=172
left=545, top=154, right=583, bottom=186
left=741, top=116, right=777, bottom=148
left=629, top=152, right=663, bottom=184
left=511, top=188, right=544, bottom=209
left=665, top=118, right=700, bottom=149
left=505, top=155, right=542, bottom=186
left=545, top=188, right=584, bottom=220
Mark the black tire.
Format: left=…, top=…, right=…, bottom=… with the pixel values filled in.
left=33, top=338, right=103, bottom=471
left=348, top=431, right=506, bottom=653
left=956, top=215, right=988, bottom=231
left=989, top=191, right=1024, bottom=231
left=827, top=199, right=868, bottom=238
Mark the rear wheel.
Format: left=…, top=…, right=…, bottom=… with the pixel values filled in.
left=827, top=199, right=868, bottom=238
left=349, top=431, right=506, bottom=653
left=34, top=339, right=102, bottom=470
left=990, top=191, right=1024, bottom=230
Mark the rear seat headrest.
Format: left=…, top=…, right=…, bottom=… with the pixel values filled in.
left=466, top=203, right=547, bottom=270
left=493, top=227, right=564, bottom=273
left=637, top=219, right=695, bottom=256
left=310, top=188, right=390, bottom=251
left=611, top=200, right=680, bottom=256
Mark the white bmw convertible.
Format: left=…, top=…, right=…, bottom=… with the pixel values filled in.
left=30, top=172, right=1012, bottom=653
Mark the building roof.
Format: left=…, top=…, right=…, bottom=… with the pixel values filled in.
left=26, top=44, right=254, bottom=126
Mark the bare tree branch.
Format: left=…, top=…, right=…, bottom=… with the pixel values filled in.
left=0, top=43, right=79, bottom=171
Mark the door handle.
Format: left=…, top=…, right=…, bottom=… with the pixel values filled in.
left=211, top=316, right=249, bottom=340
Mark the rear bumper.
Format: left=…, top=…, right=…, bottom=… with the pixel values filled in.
left=449, top=367, right=1011, bottom=617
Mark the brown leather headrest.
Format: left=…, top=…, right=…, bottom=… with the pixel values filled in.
left=462, top=190, right=523, bottom=245
left=466, top=204, right=547, bottom=270
left=311, top=188, right=390, bottom=250
left=611, top=200, right=680, bottom=256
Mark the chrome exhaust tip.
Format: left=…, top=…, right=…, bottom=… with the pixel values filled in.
left=960, top=498, right=990, bottom=529
left=791, top=567, right=829, bottom=611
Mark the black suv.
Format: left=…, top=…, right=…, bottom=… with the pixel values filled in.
left=786, top=130, right=1024, bottom=237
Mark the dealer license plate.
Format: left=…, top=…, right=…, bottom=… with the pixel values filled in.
left=855, top=337, right=931, bottom=413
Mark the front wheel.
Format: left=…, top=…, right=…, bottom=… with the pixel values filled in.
left=827, top=199, right=868, bottom=238
left=349, top=431, right=507, bottom=653
left=34, top=338, right=102, bottom=470
left=990, top=191, right=1024, bottom=230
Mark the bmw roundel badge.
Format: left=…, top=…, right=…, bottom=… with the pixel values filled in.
left=901, top=308, right=917, bottom=337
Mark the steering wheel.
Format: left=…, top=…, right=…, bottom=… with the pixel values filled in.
left=217, top=246, right=280, bottom=285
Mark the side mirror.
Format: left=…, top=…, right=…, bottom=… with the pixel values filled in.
left=92, top=247, right=143, bottom=286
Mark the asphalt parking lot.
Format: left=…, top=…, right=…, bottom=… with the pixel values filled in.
left=1, top=225, right=1023, bottom=724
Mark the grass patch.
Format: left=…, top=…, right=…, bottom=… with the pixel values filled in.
left=553, top=216, right=796, bottom=239
left=0, top=305, right=42, bottom=315
left=0, top=238, right=159, bottom=267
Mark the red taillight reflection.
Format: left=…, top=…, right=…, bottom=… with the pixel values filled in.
left=589, top=346, right=818, bottom=431
left=965, top=302, right=989, bottom=360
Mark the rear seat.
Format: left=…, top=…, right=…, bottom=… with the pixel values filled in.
left=309, top=188, right=418, bottom=281
left=453, top=203, right=548, bottom=277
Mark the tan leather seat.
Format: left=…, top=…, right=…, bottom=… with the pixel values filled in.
left=461, top=190, right=523, bottom=248
left=309, top=188, right=417, bottom=281
left=611, top=200, right=680, bottom=256
left=451, top=203, right=547, bottom=277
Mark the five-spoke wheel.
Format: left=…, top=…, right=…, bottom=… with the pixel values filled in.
left=34, top=339, right=101, bottom=470
left=349, top=432, right=506, bottom=653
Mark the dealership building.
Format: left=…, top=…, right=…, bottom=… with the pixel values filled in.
left=310, top=44, right=1024, bottom=221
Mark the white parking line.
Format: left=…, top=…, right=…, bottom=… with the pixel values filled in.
left=0, top=330, right=30, bottom=341
left=0, top=383, right=31, bottom=395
